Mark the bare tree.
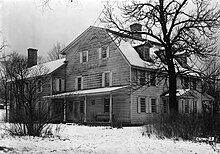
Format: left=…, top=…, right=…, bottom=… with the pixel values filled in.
left=47, top=42, right=65, bottom=61
left=102, top=0, right=220, bottom=113
left=2, top=52, right=53, bottom=136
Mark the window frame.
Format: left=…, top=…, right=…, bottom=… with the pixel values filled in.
left=104, top=98, right=110, bottom=113
left=80, top=51, right=88, bottom=63
left=80, top=100, right=84, bottom=114
left=75, top=76, right=83, bottom=90
left=150, top=72, right=156, bottom=86
left=140, top=97, right=146, bottom=112
left=102, top=71, right=112, bottom=87
left=55, top=78, right=65, bottom=92
left=151, top=98, right=157, bottom=113
left=99, top=46, right=109, bottom=59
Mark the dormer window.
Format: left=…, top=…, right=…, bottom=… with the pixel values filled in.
left=80, top=51, right=88, bottom=63
left=98, top=46, right=109, bottom=59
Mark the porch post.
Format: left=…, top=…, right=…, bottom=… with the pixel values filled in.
left=63, top=97, right=67, bottom=122
left=84, top=95, right=87, bottom=123
left=109, top=93, right=113, bottom=123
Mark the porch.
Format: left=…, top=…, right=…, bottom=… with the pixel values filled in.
left=44, top=86, right=130, bottom=124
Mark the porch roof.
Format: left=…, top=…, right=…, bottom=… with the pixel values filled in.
left=44, top=86, right=127, bottom=99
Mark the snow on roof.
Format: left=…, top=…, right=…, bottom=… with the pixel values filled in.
left=118, top=40, right=157, bottom=69
left=44, top=86, right=127, bottom=99
left=28, top=58, right=66, bottom=77
left=165, top=89, right=191, bottom=97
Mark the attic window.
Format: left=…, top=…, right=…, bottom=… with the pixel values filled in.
left=98, top=46, right=109, bottom=59
left=80, top=51, right=88, bottom=63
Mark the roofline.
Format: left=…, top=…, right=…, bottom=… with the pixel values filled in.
left=61, top=26, right=107, bottom=55
left=107, top=29, right=162, bottom=47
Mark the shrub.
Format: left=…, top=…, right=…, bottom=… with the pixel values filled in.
left=150, top=112, right=220, bottom=142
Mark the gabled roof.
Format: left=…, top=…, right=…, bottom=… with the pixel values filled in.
left=28, top=58, right=66, bottom=77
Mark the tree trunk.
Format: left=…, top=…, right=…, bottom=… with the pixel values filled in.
left=168, top=60, right=178, bottom=114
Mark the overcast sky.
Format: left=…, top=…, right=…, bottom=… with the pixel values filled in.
left=0, top=0, right=105, bottom=58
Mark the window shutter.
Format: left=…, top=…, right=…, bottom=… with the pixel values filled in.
left=145, top=97, right=149, bottom=113
left=98, top=48, right=102, bottom=59
left=102, top=73, right=105, bottom=87
left=137, top=70, right=140, bottom=85
left=109, top=72, right=112, bottom=86
left=149, top=98, right=152, bottom=113
left=81, top=77, right=84, bottom=90
left=106, top=46, right=110, bottom=58
left=61, top=79, right=65, bottom=91
left=55, top=79, right=59, bottom=91
left=156, top=99, right=159, bottom=113
left=79, top=52, right=82, bottom=63
left=137, top=97, right=141, bottom=113
left=75, top=78, right=78, bottom=90
left=86, top=51, right=89, bottom=62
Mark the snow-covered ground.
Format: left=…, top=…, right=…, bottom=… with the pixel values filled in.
left=0, top=110, right=5, bottom=122
left=0, top=123, right=219, bottom=153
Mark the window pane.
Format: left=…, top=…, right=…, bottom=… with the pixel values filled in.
left=82, top=51, right=87, bottom=62
left=104, top=98, right=110, bottom=113
left=140, top=71, right=145, bottom=86
left=101, top=46, right=107, bottom=58
left=80, top=101, right=84, bottom=113
left=151, top=99, right=157, bottom=113
left=78, top=77, right=82, bottom=90
left=163, top=100, right=167, bottom=113
left=193, top=100, right=197, bottom=113
left=185, top=100, right=189, bottom=113
left=150, top=73, right=156, bottom=86
left=140, top=98, right=146, bottom=112
left=104, top=72, right=110, bottom=87
left=184, top=77, right=189, bottom=89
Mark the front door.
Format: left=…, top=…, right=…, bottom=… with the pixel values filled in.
left=73, top=101, right=80, bottom=122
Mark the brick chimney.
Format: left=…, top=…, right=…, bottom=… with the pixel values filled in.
left=130, top=23, right=142, bottom=40
left=27, top=48, right=37, bottom=68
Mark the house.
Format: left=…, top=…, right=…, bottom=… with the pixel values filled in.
left=7, top=48, right=67, bottom=122
left=43, top=25, right=213, bottom=124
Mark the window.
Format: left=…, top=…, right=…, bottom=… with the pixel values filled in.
left=193, top=100, right=197, bottom=114
left=55, top=78, right=65, bottom=92
left=36, top=80, right=42, bottom=93
left=139, top=71, right=145, bottom=86
left=140, top=98, right=146, bottom=112
left=80, top=101, right=84, bottom=114
left=99, top=46, right=109, bottom=59
left=102, top=72, right=112, bottom=87
left=150, top=72, right=156, bottom=86
left=80, top=51, right=88, bottom=63
left=75, top=76, right=83, bottom=90
left=184, top=77, right=189, bottom=89
left=191, top=79, right=197, bottom=90
left=151, top=98, right=157, bottom=113
left=101, top=46, right=107, bottom=58
left=104, top=98, right=110, bottom=113
left=185, top=100, right=189, bottom=113
left=163, top=100, right=168, bottom=113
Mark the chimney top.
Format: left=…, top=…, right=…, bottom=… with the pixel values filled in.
left=27, top=48, right=38, bottom=68
left=130, top=23, right=142, bottom=40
